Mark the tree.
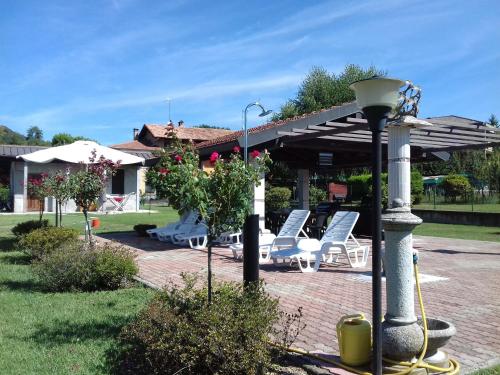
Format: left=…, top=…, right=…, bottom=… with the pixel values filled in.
left=193, top=124, right=230, bottom=130
left=488, top=114, right=499, bottom=128
left=27, top=173, right=51, bottom=221
left=147, top=136, right=270, bottom=303
left=440, top=174, right=471, bottom=202
left=68, top=151, right=119, bottom=242
left=273, top=64, right=385, bottom=121
left=26, top=126, right=45, bottom=145
left=46, top=171, right=72, bottom=226
left=51, top=133, right=75, bottom=146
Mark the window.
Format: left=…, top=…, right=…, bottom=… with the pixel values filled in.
left=112, top=169, right=125, bottom=195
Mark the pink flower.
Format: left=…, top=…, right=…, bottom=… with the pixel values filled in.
left=232, top=146, right=241, bottom=153
left=209, top=152, right=219, bottom=164
left=174, top=155, right=182, bottom=162
left=159, top=168, right=169, bottom=175
left=250, top=150, right=260, bottom=159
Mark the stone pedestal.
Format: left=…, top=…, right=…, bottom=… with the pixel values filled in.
left=382, top=201, right=423, bottom=361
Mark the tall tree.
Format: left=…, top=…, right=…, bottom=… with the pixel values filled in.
left=26, top=126, right=45, bottom=145
left=272, top=64, right=385, bottom=121
left=488, top=114, right=499, bottom=128
left=51, top=133, right=75, bottom=146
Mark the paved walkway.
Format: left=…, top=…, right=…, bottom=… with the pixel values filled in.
left=98, top=233, right=500, bottom=373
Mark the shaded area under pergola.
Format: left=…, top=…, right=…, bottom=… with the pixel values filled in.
left=197, top=102, right=500, bottom=170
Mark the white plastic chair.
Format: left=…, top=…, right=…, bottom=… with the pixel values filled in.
left=176, top=227, right=242, bottom=250
left=270, top=211, right=369, bottom=272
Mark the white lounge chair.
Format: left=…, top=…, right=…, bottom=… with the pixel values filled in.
left=260, top=209, right=310, bottom=262
left=231, top=210, right=310, bottom=261
left=157, top=213, right=201, bottom=243
left=175, top=226, right=242, bottom=250
left=270, top=211, right=369, bottom=273
left=147, top=211, right=197, bottom=239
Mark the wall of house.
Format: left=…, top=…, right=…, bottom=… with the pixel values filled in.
left=11, top=162, right=141, bottom=213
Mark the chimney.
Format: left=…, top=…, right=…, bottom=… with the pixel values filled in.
left=178, top=120, right=184, bottom=127
left=133, top=128, right=139, bottom=140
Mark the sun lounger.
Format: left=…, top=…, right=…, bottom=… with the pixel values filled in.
left=270, top=211, right=369, bottom=272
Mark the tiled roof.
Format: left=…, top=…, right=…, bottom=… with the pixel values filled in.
left=195, top=103, right=355, bottom=149
left=110, top=140, right=160, bottom=151
left=144, top=125, right=234, bottom=141
left=0, top=144, right=48, bottom=158
left=426, top=115, right=485, bottom=126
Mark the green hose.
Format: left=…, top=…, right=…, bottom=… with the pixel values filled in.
left=270, top=259, right=460, bottom=375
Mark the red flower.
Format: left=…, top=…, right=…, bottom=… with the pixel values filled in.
left=250, top=150, right=260, bottom=159
left=174, top=155, right=182, bottom=162
left=209, top=152, right=219, bottom=164
left=159, top=168, right=170, bottom=175
left=232, top=146, right=241, bottom=153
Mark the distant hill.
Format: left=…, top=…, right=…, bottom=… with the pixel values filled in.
left=0, top=125, right=50, bottom=146
left=0, top=125, right=29, bottom=145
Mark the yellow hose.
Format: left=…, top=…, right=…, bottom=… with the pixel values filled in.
left=270, top=262, right=460, bottom=374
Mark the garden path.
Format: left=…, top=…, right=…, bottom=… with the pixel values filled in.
left=97, top=233, right=500, bottom=374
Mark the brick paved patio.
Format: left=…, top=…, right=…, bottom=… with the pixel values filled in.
left=98, top=233, right=500, bottom=373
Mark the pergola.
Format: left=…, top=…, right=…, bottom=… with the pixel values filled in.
left=197, top=102, right=500, bottom=170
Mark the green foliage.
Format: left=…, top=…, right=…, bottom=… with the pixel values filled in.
left=146, top=135, right=270, bottom=238
left=348, top=171, right=424, bottom=206
left=347, top=174, right=372, bottom=201
left=51, top=133, right=95, bottom=146
left=33, top=242, right=138, bottom=292
left=0, top=125, right=28, bottom=145
left=133, top=224, right=157, bottom=237
left=193, top=124, right=230, bottom=130
left=265, top=186, right=291, bottom=211
left=18, top=226, right=79, bottom=260
left=440, top=174, right=471, bottom=202
left=309, top=185, right=327, bottom=207
left=411, top=170, right=424, bottom=204
left=488, top=114, right=499, bottom=128
left=274, top=64, right=385, bottom=120
left=113, top=275, right=282, bottom=375
left=0, top=184, right=10, bottom=206
left=11, top=219, right=50, bottom=237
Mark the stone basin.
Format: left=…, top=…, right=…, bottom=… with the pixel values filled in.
left=417, top=318, right=456, bottom=357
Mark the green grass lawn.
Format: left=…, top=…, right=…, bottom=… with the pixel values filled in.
left=469, top=365, right=500, bottom=375
left=414, top=223, right=500, bottom=242
left=0, top=249, right=154, bottom=375
left=413, top=202, right=500, bottom=213
left=0, top=204, right=179, bottom=238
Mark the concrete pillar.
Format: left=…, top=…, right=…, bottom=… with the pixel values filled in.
left=381, top=117, right=432, bottom=362
left=297, top=169, right=309, bottom=210
left=388, top=125, right=411, bottom=207
left=253, top=172, right=266, bottom=231
left=136, top=166, right=141, bottom=211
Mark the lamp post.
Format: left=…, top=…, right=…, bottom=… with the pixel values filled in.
left=243, top=102, right=272, bottom=165
left=350, top=77, right=405, bottom=375
left=242, top=102, right=272, bottom=286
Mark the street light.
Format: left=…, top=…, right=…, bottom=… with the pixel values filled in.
left=242, top=102, right=272, bottom=287
left=244, top=102, right=272, bottom=165
left=350, top=76, right=404, bottom=375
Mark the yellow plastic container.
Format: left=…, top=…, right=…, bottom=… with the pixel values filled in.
left=336, top=313, right=372, bottom=366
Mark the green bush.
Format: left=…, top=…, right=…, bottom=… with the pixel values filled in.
left=33, top=242, right=138, bottom=292
left=265, top=186, right=291, bottom=211
left=440, top=174, right=471, bottom=202
left=11, top=219, right=49, bottom=237
left=411, top=170, right=424, bottom=204
left=309, top=185, right=327, bottom=207
left=347, top=174, right=371, bottom=201
left=112, top=275, right=302, bottom=375
left=0, top=184, right=10, bottom=207
left=133, top=224, right=157, bottom=237
left=19, top=226, right=79, bottom=260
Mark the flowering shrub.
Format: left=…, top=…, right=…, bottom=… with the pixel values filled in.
left=68, top=150, right=120, bottom=241
left=27, top=173, right=50, bottom=221
left=46, top=170, right=72, bottom=226
left=146, top=135, right=270, bottom=301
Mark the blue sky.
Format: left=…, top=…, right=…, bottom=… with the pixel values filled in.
left=1, top=0, right=499, bottom=145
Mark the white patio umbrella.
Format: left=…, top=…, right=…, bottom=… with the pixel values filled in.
left=17, top=140, right=144, bottom=165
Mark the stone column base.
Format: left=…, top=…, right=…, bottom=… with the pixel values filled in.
left=382, top=320, right=424, bottom=361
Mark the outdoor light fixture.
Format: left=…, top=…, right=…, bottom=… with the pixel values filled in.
left=350, top=76, right=404, bottom=375
left=243, top=102, right=272, bottom=165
